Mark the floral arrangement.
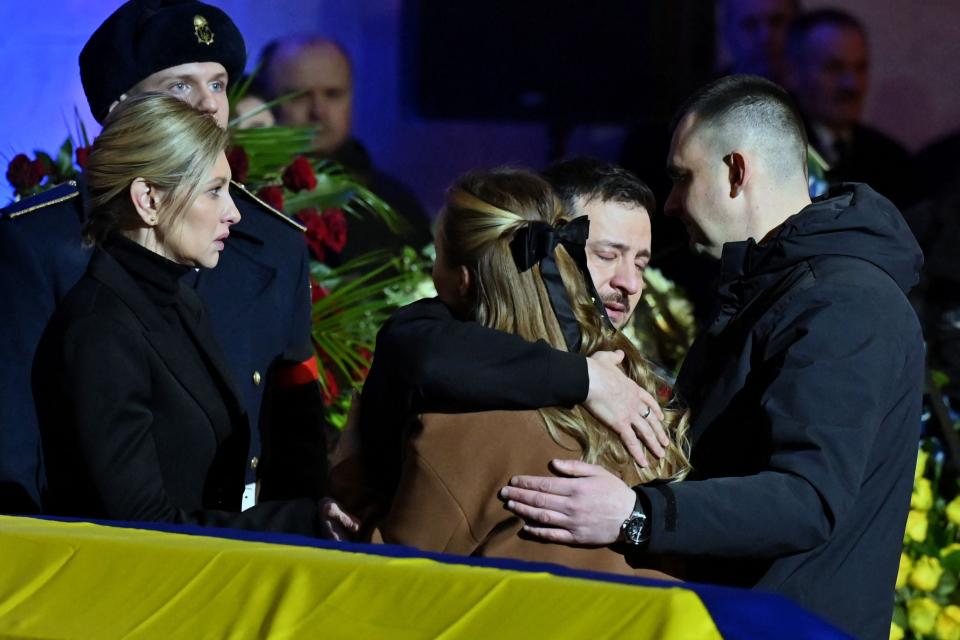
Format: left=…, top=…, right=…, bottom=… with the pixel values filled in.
left=5, top=114, right=91, bottom=201
left=223, top=125, right=431, bottom=427
left=623, top=267, right=697, bottom=379
left=893, top=427, right=960, bottom=640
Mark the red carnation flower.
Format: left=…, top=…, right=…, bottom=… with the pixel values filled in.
left=321, top=208, right=348, bottom=253
left=226, top=146, right=249, bottom=183
left=282, top=156, right=317, bottom=192
left=321, top=368, right=340, bottom=405
left=256, top=185, right=285, bottom=211
left=75, top=146, right=92, bottom=169
left=6, top=154, right=44, bottom=191
left=309, top=276, right=331, bottom=304
left=296, top=208, right=328, bottom=261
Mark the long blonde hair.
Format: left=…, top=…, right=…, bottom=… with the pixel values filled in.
left=82, top=92, right=229, bottom=244
left=437, top=168, right=690, bottom=482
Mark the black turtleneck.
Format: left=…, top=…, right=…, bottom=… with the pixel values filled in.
left=103, top=233, right=191, bottom=329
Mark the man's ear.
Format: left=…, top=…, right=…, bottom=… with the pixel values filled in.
left=724, top=151, right=748, bottom=197
left=129, top=178, right=160, bottom=227
left=457, top=265, right=472, bottom=299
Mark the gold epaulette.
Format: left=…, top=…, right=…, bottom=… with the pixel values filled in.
left=4, top=180, right=79, bottom=220
left=230, top=180, right=306, bottom=232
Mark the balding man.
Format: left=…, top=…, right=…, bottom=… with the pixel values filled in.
left=785, top=9, right=912, bottom=208
left=502, top=75, right=923, bottom=640
left=260, top=36, right=432, bottom=262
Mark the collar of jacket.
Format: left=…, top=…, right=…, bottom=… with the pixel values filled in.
left=87, top=247, right=249, bottom=436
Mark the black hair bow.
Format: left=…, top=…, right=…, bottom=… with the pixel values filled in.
left=509, top=216, right=611, bottom=351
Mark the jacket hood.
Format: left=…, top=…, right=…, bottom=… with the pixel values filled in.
left=740, top=183, right=923, bottom=293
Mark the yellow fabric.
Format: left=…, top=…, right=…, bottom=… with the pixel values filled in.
left=0, top=516, right=721, bottom=639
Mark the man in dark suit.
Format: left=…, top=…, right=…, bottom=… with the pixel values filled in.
left=501, top=76, right=923, bottom=640
left=784, top=8, right=913, bottom=208
left=1, top=0, right=326, bottom=515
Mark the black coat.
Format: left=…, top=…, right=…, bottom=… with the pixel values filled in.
left=357, top=297, right=589, bottom=505
left=636, top=184, right=924, bottom=640
left=0, top=179, right=326, bottom=514
left=33, top=244, right=319, bottom=534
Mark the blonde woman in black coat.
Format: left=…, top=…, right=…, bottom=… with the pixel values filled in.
left=33, top=93, right=335, bottom=535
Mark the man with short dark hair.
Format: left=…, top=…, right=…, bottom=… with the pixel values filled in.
left=785, top=8, right=912, bottom=207
left=502, top=76, right=923, bottom=640
left=543, top=158, right=655, bottom=329
left=0, top=0, right=330, bottom=528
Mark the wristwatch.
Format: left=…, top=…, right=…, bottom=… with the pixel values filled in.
left=620, top=488, right=650, bottom=546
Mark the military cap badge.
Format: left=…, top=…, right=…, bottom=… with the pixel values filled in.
left=193, top=15, right=214, bottom=45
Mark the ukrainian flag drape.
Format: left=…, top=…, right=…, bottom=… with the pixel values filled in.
left=0, top=515, right=846, bottom=639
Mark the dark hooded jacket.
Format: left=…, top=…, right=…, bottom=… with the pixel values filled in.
left=636, top=184, right=924, bottom=640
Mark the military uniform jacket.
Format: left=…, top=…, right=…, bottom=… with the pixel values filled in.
left=0, top=179, right=326, bottom=513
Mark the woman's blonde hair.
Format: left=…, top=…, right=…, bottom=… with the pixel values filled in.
left=82, top=92, right=230, bottom=244
left=437, top=168, right=690, bottom=482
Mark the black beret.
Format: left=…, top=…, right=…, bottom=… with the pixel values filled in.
left=80, top=0, right=246, bottom=123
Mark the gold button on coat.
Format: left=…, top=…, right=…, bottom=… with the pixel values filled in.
left=250, top=456, right=259, bottom=470
left=252, top=371, right=261, bottom=385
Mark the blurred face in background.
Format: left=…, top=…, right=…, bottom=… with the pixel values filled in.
left=788, top=23, right=869, bottom=134
left=268, top=41, right=353, bottom=154
left=723, top=0, right=797, bottom=80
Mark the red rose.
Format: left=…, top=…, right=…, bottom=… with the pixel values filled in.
left=226, top=146, right=249, bottom=183
left=308, top=276, right=330, bottom=304
left=321, top=368, right=340, bottom=405
left=75, top=146, right=92, bottom=169
left=296, top=208, right=328, bottom=261
left=256, top=185, right=285, bottom=211
left=31, top=158, right=47, bottom=183
left=282, top=156, right=317, bottom=192
left=6, top=154, right=43, bottom=191
left=321, top=208, right=348, bottom=253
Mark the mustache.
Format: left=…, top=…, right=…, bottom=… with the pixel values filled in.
left=602, top=291, right=630, bottom=315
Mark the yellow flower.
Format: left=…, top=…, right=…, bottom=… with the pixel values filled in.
left=897, top=553, right=914, bottom=589
left=937, top=605, right=960, bottom=640
left=906, top=509, right=929, bottom=542
left=910, top=556, right=944, bottom=591
left=947, top=496, right=960, bottom=526
left=913, top=478, right=934, bottom=511
left=910, top=597, right=942, bottom=636
left=916, top=449, right=930, bottom=481
left=890, top=621, right=905, bottom=640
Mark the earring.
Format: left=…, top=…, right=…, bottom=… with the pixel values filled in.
left=149, top=215, right=157, bottom=225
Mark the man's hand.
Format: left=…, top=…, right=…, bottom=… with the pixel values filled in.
left=500, top=459, right=635, bottom=545
left=319, top=498, right=361, bottom=541
left=585, top=350, right=668, bottom=467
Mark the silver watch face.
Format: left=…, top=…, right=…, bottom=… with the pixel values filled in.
left=624, top=516, right=646, bottom=544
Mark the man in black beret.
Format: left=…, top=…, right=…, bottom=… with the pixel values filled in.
left=0, top=0, right=337, bottom=533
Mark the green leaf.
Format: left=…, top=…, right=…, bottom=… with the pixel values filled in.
left=943, top=550, right=960, bottom=573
